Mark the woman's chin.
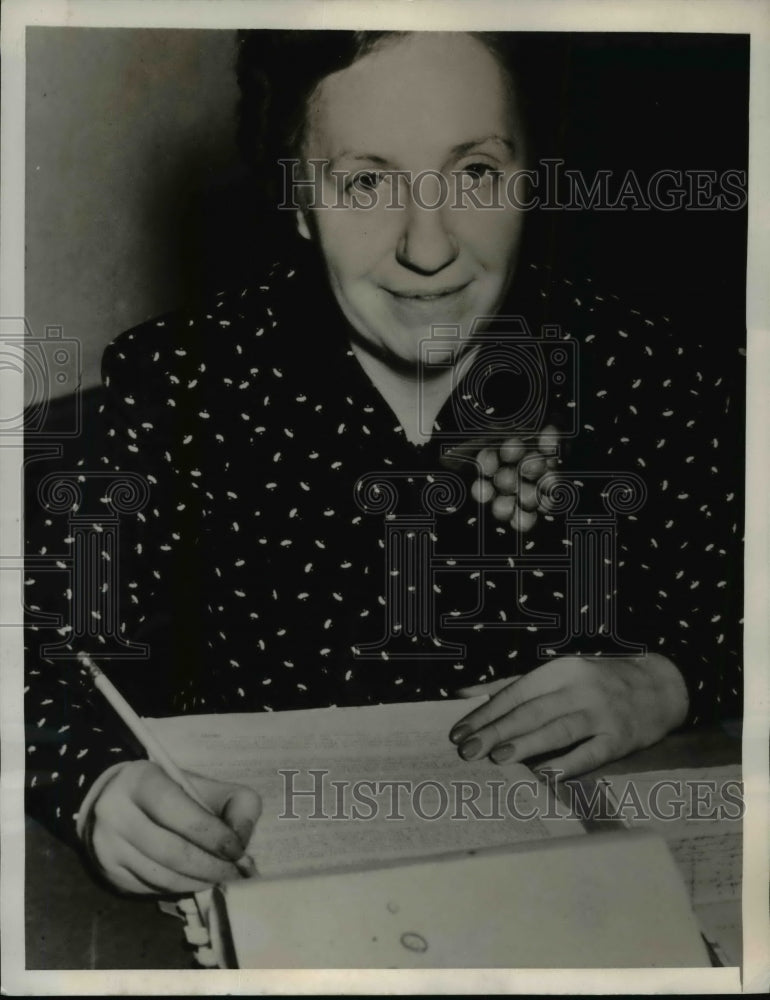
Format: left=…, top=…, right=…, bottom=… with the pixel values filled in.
left=371, top=322, right=476, bottom=373
left=348, top=300, right=488, bottom=371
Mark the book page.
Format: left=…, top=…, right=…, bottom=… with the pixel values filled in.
left=693, top=900, right=743, bottom=968
left=146, top=698, right=583, bottom=878
left=598, top=766, right=742, bottom=905
left=599, top=765, right=742, bottom=966
left=217, top=832, right=709, bottom=969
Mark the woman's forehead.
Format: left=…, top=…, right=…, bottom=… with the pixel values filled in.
left=304, top=33, right=521, bottom=166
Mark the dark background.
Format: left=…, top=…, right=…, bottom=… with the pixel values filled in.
left=27, top=29, right=748, bottom=393
left=200, top=32, right=749, bottom=339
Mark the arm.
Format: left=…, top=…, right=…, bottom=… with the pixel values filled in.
left=447, top=286, right=743, bottom=772
left=25, top=314, right=260, bottom=892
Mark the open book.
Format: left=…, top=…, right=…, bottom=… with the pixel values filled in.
left=148, top=698, right=710, bottom=969
left=146, top=696, right=583, bottom=878
left=599, top=765, right=743, bottom=967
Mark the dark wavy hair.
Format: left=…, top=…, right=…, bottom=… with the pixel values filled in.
left=235, top=30, right=567, bottom=203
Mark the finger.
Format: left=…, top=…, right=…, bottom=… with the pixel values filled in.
left=112, top=836, right=216, bottom=895
left=90, top=822, right=216, bottom=896
left=133, top=770, right=245, bottom=861
left=450, top=676, right=532, bottom=742
left=92, top=842, right=170, bottom=896
left=532, top=733, right=616, bottom=779
left=189, top=773, right=262, bottom=849
left=115, top=804, right=244, bottom=883
left=456, top=675, right=522, bottom=699
left=106, top=865, right=162, bottom=896
left=485, top=711, right=594, bottom=765
left=451, top=660, right=574, bottom=741
left=468, top=690, right=581, bottom=756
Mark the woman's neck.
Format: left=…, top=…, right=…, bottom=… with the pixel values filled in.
left=350, top=342, right=459, bottom=446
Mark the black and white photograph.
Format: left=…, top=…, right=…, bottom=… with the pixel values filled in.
left=1, top=0, right=768, bottom=993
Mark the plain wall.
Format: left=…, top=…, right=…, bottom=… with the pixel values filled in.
left=26, top=27, right=243, bottom=398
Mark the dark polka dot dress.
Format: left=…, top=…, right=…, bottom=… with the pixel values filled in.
left=24, top=258, right=744, bottom=846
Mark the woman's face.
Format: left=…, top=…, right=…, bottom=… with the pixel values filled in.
left=298, top=32, right=527, bottom=367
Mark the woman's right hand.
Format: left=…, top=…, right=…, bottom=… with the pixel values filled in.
left=83, top=760, right=261, bottom=895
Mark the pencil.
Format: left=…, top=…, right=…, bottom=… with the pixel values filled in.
left=77, top=651, right=256, bottom=878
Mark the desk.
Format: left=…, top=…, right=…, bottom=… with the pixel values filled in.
left=24, top=724, right=740, bottom=970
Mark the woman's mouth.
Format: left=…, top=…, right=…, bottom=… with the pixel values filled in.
left=385, top=280, right=472, bottom=302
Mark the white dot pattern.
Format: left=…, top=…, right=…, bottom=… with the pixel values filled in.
left=24, top=261, right=743, bottom=845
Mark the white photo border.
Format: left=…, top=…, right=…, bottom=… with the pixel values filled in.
left=1, top=0, right=768, bottom=994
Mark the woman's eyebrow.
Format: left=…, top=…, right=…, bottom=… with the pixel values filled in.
left=326, top=135, right=515, bottom=172
left=328, top=151, right=392, bottom=169
left=450, top=135, right=516, bottom=158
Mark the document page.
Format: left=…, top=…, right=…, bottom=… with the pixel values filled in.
left=599, top=765, right=742, bottom=965
left=146, top=698, right=584, bottom=878
left=598, top=765, right=742, bottom=904
left=218, top=831, right=709, bottom=969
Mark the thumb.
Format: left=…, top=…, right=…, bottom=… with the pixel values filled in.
left=189, top=773, right=262, bottom=849
left=456, top=675, right=522, bottom=699
left=222, top=785, right=262, bottom=849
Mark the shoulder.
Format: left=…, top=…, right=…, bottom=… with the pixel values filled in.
left=526, top=263, right=677, bottom=349
left=524, top=262, right=742, bottom=400
left=101, top=260, right=307, bottom=407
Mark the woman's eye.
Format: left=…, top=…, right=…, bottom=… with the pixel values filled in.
left=462, top=163, right=497, bottom=186
left=348, top=171, right=383, bottom=193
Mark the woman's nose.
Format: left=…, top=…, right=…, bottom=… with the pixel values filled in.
left=395, top=189, right=458, bottom=275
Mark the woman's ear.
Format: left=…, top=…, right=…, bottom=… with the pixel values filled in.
left=295, top=208, right=312, bottom=241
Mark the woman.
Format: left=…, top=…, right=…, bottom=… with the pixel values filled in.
left=25, top=30, right=742, bottom=895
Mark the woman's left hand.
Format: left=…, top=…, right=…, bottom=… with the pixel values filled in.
left=449, top=654, right=689, bottom=777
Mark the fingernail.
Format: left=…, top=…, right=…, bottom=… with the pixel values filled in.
left=235, top=818, right=255, bottom=847
left=219, top=836, right=244, bottom=861
left=491, top=741, right=517, bottom=763
left=236, top=853, right=257, bottom=878
left=459, top=737, right=483, bottom=760
left=450, top=724, right=471, bottom=745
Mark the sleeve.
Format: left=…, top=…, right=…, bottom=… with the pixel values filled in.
left=24, top=313, right=206, bottom=850
left=567, top=288, right=743, bottom=727
left=633, top=328, right=744, bottom=727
